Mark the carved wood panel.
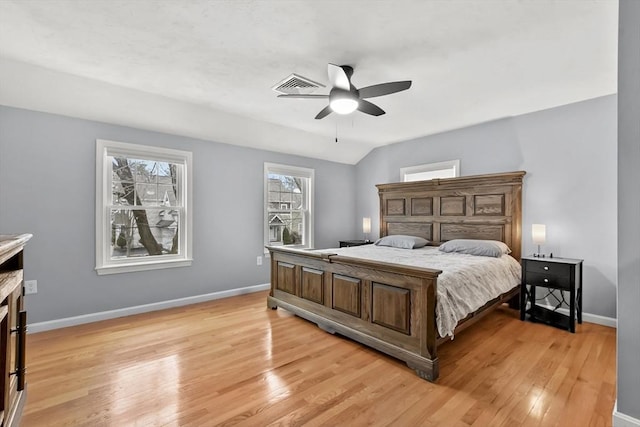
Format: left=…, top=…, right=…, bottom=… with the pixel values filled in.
left=276, top=262, right=296, bottom=295
left=301, top=267, right=324, bottom=304
left=474, top=194, right=505, bottom=216
left=332, top=274, right=361, bottom=317
left=387, top=222, right=433, bottom=241
left=386, top=199, right=406, bottom=216
left=440, top=196, right=466, bottom=216
left=411, top=197, right=433, bottom=216
left=440, top=223, right=505, bottom=242
left=372, top=283, right=411, bottom=335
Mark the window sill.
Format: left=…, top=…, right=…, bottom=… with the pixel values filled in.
left=96, top=258, right=193, bottom=275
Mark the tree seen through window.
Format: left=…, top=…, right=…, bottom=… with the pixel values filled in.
left=111, top=157, right=180, bottom=258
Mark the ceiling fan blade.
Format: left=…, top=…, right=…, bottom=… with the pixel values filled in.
left=314, top=105, right=333, bottom=120
left=277, top=94, right=329, bottom=99
left=328, top=63, right=350, bottom=90
left=358, top=81, right=412, bottom=99
left=357, top=100, right=385, bottom=116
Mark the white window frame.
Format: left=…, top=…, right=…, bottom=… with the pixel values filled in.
left=264, top=162, right=314, bottom=253
left=400, top=159, right=460, bottom=182
left=95, top=139, right=193, bottom=275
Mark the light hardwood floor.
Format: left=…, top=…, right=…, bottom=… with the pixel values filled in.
left=23, top=291, right=616, bottom=426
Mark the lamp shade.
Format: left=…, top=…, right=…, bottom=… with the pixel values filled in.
left=362, top=217, right=371, bottom=234
left=532, top=224, right=546, bottom=245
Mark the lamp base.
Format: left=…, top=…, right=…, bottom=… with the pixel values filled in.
left=532, top=245, right=545, bottom=257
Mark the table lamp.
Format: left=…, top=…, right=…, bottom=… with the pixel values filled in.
left=362, top=217, right=371, bottom=242
left=532, top=224, right=546, bottom=257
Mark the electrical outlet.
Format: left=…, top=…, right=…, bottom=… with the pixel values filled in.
left=257, top=256, right=262, bottom=266
left=24, top=280, right=38, bottom=295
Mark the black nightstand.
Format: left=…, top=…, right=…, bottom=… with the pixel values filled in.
left=339, top=240, right=373, bottom=248
left=520, top=256, right=583, bottom=332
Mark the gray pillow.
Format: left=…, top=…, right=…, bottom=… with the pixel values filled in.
left=374, top=235, right=429, bottom=249
left=438, top=239, right=511, bottom=257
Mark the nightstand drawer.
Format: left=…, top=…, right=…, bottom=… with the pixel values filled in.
left=525, top=261, right=570, bottom=277
left=526, top=271, right=571, bottom=290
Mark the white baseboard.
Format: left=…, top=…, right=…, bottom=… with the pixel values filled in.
left=614, top=401, right=640, bottom=427
left=28, top=285, right=616, bottom=333
left=537, top=304, right=617, bottom=328
left=28, top=283, right=271, bottom=333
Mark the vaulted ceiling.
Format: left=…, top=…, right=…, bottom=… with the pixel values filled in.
left=0, top=0, right=618, bottom=164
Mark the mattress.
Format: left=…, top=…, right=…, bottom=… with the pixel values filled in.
left=317, top=245, right=522, bottom=338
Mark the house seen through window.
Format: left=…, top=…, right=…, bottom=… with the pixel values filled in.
left=264, top=163, right=314, bottom=250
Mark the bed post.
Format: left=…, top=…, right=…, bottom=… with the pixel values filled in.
left=406, top=275, right=439, bottom=381
left=267, top=249, right=278, bottom=310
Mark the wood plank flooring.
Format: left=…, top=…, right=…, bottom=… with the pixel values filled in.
left=22, top=291, right=616, bottom=426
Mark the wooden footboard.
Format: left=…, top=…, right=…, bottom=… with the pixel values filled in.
left=267, top=246, right=443, bottom=381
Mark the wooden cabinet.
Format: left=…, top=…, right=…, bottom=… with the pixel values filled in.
left=0, top=234, right=31, bottom=427
left=520, top=256, right=583, bottom=333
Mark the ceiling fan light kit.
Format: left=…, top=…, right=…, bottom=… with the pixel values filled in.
left=277, top=63, right=411, bottom=120
left=329, top=90, right=359, bottom=114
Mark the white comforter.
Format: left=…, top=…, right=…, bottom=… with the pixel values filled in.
left=317, top=245, right=521, bottom=338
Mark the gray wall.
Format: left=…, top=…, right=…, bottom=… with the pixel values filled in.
left=617, top=0, right=640, bottom=420
left=356, top=95, right=618, bottom=319
left=0, top=106, right=357, bottom=323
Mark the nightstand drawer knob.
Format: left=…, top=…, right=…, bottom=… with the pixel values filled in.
left=544, top=266, right=549, bottom=271
left=544, top=278, right=549, bottom=283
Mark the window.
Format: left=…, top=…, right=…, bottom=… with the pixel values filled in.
left=96, top=139, right=192, bottom=275
left=400, top=159, right=460, bottom=182
left=264, top=163, right=314, bottom=251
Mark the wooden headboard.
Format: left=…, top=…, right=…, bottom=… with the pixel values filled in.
left=376, top=171, right=526, bottom=261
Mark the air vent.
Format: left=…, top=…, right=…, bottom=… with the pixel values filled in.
left=272, top=73, right=325, bottom=95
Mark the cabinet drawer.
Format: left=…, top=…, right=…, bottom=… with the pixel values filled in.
left=526, top=271, right=571, bottom=290
left=525, top=261, right=570, bottom=277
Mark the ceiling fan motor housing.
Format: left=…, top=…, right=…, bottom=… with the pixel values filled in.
left=329, top=87, right=359, bottom=102
left=340, top=65, right=354, bottom=80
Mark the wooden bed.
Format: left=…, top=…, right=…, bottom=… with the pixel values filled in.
left=267, top=171, right=525, bottom=381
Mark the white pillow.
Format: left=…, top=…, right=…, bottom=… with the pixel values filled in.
left=374, top=235, right=429, bottom=249
left=438, top=239, right=511, bottom=257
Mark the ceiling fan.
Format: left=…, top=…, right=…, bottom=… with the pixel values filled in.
left=278, top=63, right=412, bottom=119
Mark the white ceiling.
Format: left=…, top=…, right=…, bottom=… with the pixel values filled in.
left=0, top=0, right=618, bottom=164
